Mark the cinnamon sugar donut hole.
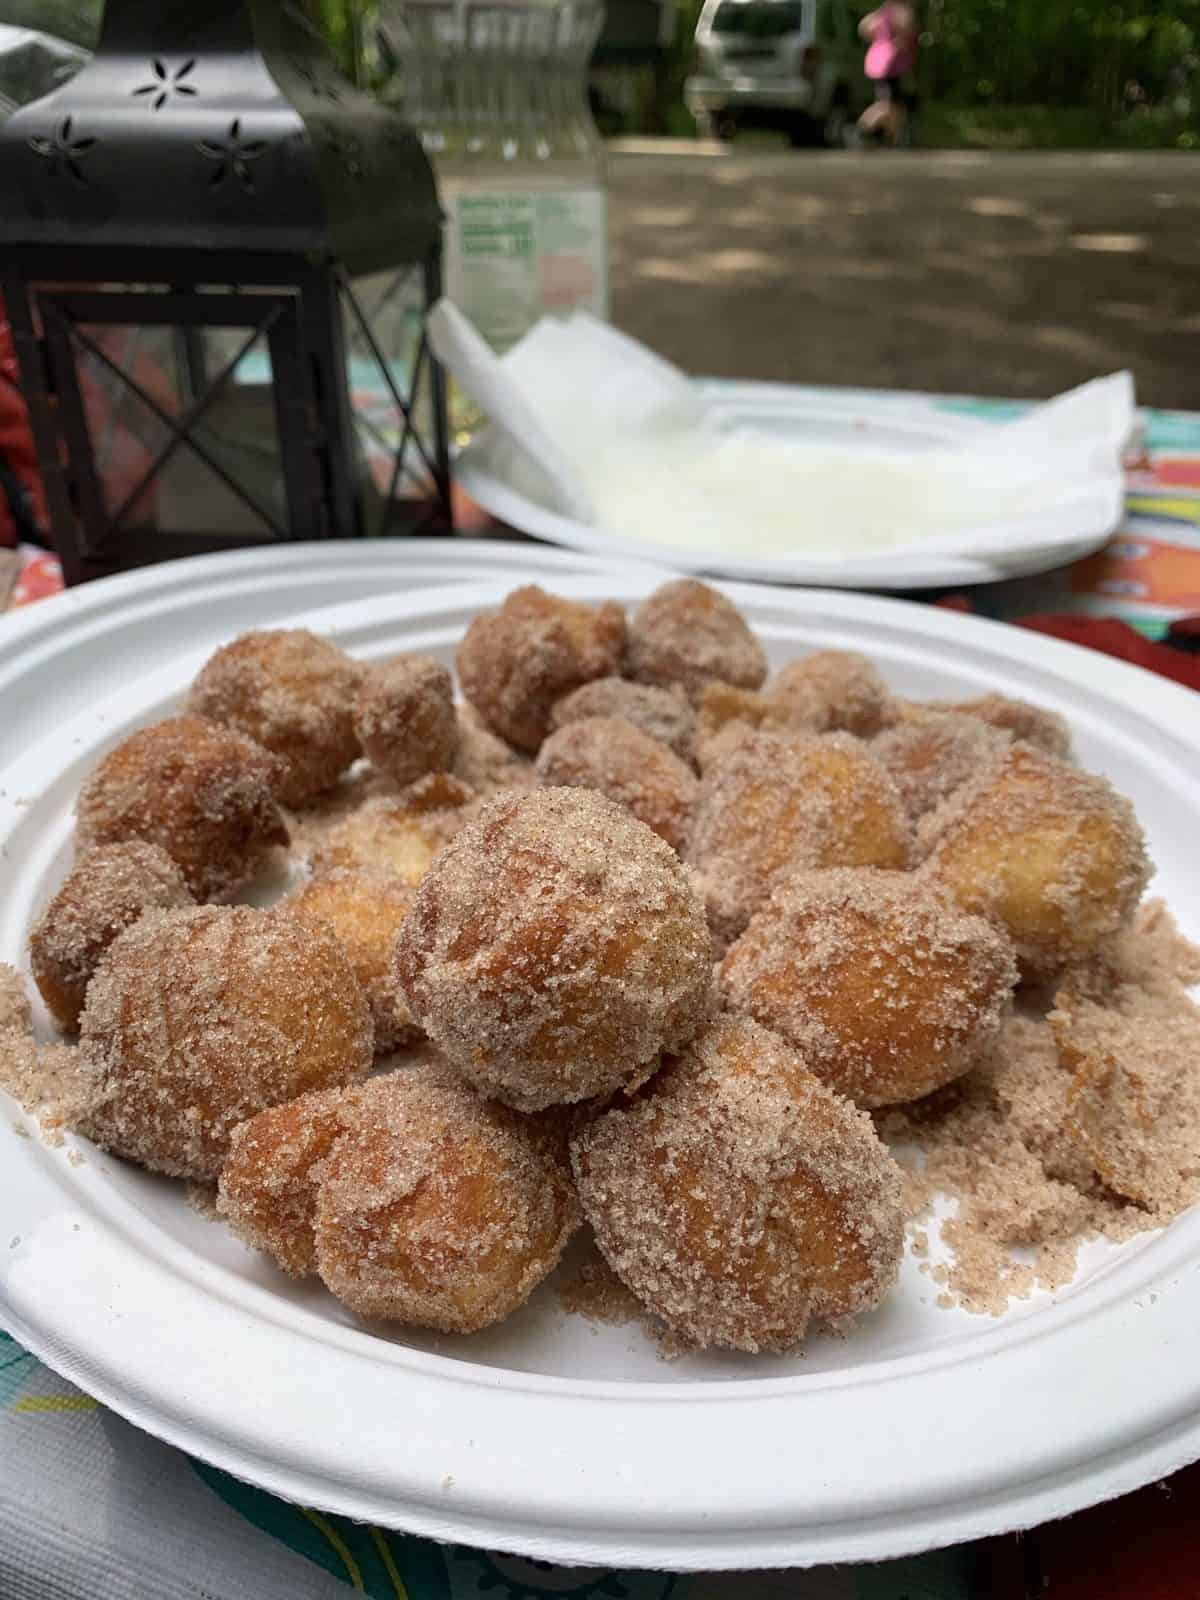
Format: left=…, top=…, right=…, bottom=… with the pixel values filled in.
left=312, top=773, right=475, bottom=884
left=686, top=730, right=911, bottom=950
left=535, top=715, right=698, bottom=852
left=456, top=585, right=626, bottom=752
left=79, top=905, right=373, bottom=1179
left=394, top=787, right=713, bottom=1111
left=218, top=1082, right=353, bottom=1276
left=285, top=867, right=419, bottom=1053
left=76, top=714, right=289, bottom=901
left=312, top=1063, right=579, bottom=1331
left=453, top=704, right=535, bottom=796
left=551, top=677, right=697, bottom=765
left=927, top=692, right=1071, bottom=761
left=872, top=711, right=1012, bottom=825
left=625, top=578, right=766, bottom=703
left=571, top=1014, right=904, bottom=1353
left=721, top=868, right=1018, bottom=1107
left=769, top=650, right=895, bottom=738
left=30, top=841, right=194, bottom=1030
left=921, top=743, right=1151, bottom=975
left=189, top=629, right=362, bottom=805
left=353, top=655, right=458, bottom=789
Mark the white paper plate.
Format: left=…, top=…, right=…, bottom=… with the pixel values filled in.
left=3, top=564, right=1199, bottom=1572
left=456, top=381, right=1117, bottom=589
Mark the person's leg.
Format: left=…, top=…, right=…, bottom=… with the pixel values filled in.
left=858, top=79, right=891, bottom=139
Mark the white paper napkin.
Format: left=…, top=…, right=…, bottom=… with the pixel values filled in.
left=428, top=302, right=1134, bottom=569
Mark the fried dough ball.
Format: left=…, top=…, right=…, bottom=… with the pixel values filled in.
left=534, top=716, right=698, bottom=853
left=927, top=693, right=1071, bottom=761
left=394, top=787, right=713, bottom=1111
left=285, top=868, right=418, bottom=1053
left=76, top=715, right=289, bottom=901
left=313, top=1064, right=579, bottom=1331
left=456, top=585, right=626, bottom=752
left=571, top=1015, right=904, bottom=1353
left=29, top=842, right=194, bottom=1031
left=686, top=731, right=912, bottom=950
left=79, top=905, right=373, bottom=1179
left=218, top=1082, right=352, bottom=1276
left=769, top=650, right=895, bottom=738
left=353, top=655, right=458, bottom=789
left=0, top=963, right=31, bottom=1037
left=872, top=712, right=1012, bottom=825
left=189, top=629, right=362, bottom=805
left=453, top=704, right=534, bottom=796
left=721, top=868, right=1017, bottom=1107
left=921, top=744, right=1151, bottom=975
left=220, top=1060, right=578, bottom=1333
left=625, top=578, right=767, bottom=703
left=312, top=773, right=475, bottom=884
left=550, top=677, right=697, bottom=765
left=694, top=684, right=783, bottom=768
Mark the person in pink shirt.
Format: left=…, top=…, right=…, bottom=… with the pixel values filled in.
left=858, top=1, right=918, bottom=145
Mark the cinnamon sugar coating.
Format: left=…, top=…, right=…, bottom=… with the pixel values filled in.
left=721, top=868, right=1017, bottom=1107
left=220, top=1062, right=579, bottom=1333
left=314, top=1065, right=578, bottom=1330
left=1052, top=954, right=1200, bottom=1212
left=30, top=842, right=194, bottom=1031
left=769, top=650, right=896, bottom=738
left=395, top=787, right=713, bottom=1110
left=285, top=867, right=419, bottom=1053
left=551, top=677, right=697, bottom=764
left=571, top=1014, right=904, bottom=1352
left=925, top=692, right=1071, bottom=760
left=921, top=743, right=1151, bottom=974
left=625, top=578, right=766, bottom=702
left=872, top=712, right=1012, bottom=825
left=188, top=629, right=362, bottom=805
left=79, top=905, right=372, bottom=1179
left=453, top=704, right=535, bottom=796
left=311, top=773, right=475, bottom=883
left=353, top=654, right=458, bottom=789
left=218, top=1082, right=351, bottom=1276
left=687, top=730, right=911, bottom=950
left=0, top=961, right=32, bottom=1037
left=456, top=585, right=626, bottom=752
left=76, top=715, right=289, bottom=901
left=535, top=715, right=698, bottom=852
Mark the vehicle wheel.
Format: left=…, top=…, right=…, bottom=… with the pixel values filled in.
left=823, top=92, right=852, bottom=148
left=787, top=113, right=822, bottom=148
left=696, top=111, right=737, bottom=142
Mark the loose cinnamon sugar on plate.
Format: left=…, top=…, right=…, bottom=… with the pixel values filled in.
left=0, top=1031, right=95, bottom=1146
left=883, top=901, right=1200, bottom=1317
left=0, top=961, right=32, bottom=1037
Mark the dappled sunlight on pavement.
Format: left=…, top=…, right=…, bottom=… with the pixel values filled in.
left=608, top=147, right=1200, bottom=404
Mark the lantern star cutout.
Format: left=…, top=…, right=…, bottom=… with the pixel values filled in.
left=197, top=118, right=269, bottom=193
left=132, top=57, right=199, bottom=111
left=27, top=116, right=96, bottom=186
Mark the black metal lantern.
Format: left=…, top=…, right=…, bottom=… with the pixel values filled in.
left=0, top=0, right=452, bottom=584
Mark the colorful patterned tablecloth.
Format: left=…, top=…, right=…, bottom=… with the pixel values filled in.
left=4, top=389, right=1200, bottom=1600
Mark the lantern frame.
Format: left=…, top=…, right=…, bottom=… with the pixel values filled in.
left=0, top=0, right=452, bottom=584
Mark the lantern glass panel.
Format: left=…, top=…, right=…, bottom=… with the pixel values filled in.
left=340, top=266, right=441, bottom=534
left=68, top=319, right=288, bottom=539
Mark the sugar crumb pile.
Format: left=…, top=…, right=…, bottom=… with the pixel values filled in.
left=882, top=902, right=1200, bottom=1316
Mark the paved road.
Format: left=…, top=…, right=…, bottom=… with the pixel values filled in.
left=607, top=147, right=1200, bottom=408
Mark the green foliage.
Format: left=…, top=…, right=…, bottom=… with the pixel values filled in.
left=919, top=0, right=1200, bottom=123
